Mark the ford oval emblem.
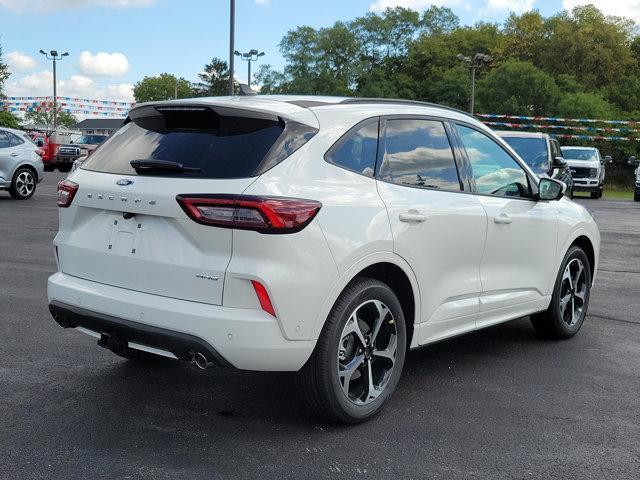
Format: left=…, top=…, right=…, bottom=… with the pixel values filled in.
left=116, top=179, right=134, bottom=186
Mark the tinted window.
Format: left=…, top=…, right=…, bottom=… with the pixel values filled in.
left=501, top=136, right=548, bottom=175
left=326, top=121, right=378, bottom=178
left=82, top=111, right=289, bottom=179
left=456, top=125, right=530, bottom=198
left=77, top=135, right=107, bottom=145
left=8, top=132, right=25, bottom=147
left=379, top=119, right=461, bottom=190
left=561, top=148, right=598, bottom=162
left=0, top=132, right=10, bottom=149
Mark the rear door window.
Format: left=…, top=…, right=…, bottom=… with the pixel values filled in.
left=8, top=132, right=25, bottom=147
left=81, top=106, right=315, bottom=179
left=378, top=119, right=461, bottom=191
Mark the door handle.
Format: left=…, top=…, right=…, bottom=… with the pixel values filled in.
left=10, top=153, right=19, bottom=157
left=399, top=211, right=427, bottom=224
left=494, top=213, right=513, bottom=225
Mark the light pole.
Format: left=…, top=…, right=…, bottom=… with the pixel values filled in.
left=228, top=0, right=235, bottom=96
left=39, top=49, right=69, bottom=130
left=457, top=53, right=492, bottom=115
left=234, top=49, right=265, bottom=86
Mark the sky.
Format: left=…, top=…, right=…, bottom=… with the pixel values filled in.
left=1, top=0, right=638, bottom=103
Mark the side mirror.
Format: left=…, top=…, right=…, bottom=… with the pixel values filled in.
left=629, top=156, right=639, bottom=166
left=604, top=155, right=613, bottom=164
left=552, top=156, right=567, bottom=169
left=36, top=140, right=44, bottom=147
left=538, top=177, right=565, bottom=201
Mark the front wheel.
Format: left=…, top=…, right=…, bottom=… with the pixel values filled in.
left=634, top=190, right=640, bottom=202
left=530, top=246, right=592, bottom=339
left=299, top=278, right=407, bottom=423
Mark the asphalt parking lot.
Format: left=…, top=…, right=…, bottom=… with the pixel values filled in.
left=1, top=173, right=639, bottom=479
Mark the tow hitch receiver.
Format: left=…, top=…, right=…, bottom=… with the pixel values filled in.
left=97, top=333, right=128, bottom=354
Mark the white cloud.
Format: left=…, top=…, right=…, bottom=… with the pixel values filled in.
left=486, top=0, right=536, bottom=13
left=78, top=51, right=130, bottom=76
left=0, top=0, right=154, bottom=13
left=370, top=0, right=464, bottom=12
left=6, top=70, right=134, bottom=102
left=562, top=0, right=640, bottom=22
left=5, top=52, right=37, bottom=71
left=255, top=0, right=271, bottom=5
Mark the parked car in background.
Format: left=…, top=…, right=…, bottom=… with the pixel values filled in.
left=561, top=146, right=610, bottom=199
left=629, top=156, right=640, bottom=202
left=56, top=134, right=107, bottom=172
left=0, top=127, right=45, bottom=200
left=29, top=130, right=80, bottom=173
left=496, top=131, right=574, bottom=197
left=48, top=96, right=600, bottom=423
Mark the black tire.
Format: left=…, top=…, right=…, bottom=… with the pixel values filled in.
left=298, top=277, right=407, bottom=424
left=44, top=165, right=55, bottom=172
left=57, top=164, right=72, bottom=173
left=9, top=167, right=37, bottom=200
left=590, top=189, right=599, bottom=199
left=530, top=246, right=592, bottom=339
left=634, top=191, right=640, bottom=202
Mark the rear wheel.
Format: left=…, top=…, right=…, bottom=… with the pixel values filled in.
left=44, top=165, right=55, bottom=172
left=530, top=246, right=591, bottom=339
left=9, top=167, right=36, bottom=200
left=58, top=164, right=72, bottom=173
left=299, top=278, right=406, bottom=423
left=634, top=190, right=640, bottom=202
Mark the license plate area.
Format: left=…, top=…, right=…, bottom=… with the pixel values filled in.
left=107, top=215, right=144, bottom=256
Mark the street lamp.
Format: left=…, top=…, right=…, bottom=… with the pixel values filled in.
left=457, top=53, right=492, bottom=115
left=39, top=49, right=69, bottom=130
left=228, top=0, right=235, bottom=96
left=234, top=49, right=265, bottom=86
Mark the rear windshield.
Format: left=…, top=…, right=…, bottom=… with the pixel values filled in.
left=501, top=136, right=548, bottom=174
left=81, top=106, right=307, bottom=179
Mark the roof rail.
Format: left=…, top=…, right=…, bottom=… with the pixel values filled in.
left=339, top=97, right=471, bottom=117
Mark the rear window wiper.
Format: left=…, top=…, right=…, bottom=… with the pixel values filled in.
left=130, top=159, right=201, bottom=173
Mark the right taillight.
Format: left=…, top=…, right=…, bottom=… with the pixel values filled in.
left=176, top=194, right=322, bottom=234
left=57, top=180, right=78, bottom=208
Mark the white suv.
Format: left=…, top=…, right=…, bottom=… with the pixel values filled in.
left=561, top=146, right=609, bottom=199
left=48, top=96, right=600, bottom=423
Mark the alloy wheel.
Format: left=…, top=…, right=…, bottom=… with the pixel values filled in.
left=15, top=171, right=35, bottom=198
left=337, top=300, right=398, bottom=405
left=559, top=258, right=588, bottom=326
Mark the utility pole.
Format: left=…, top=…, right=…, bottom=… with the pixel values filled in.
left=457, top=53, right=492, bottom=115
left=234, top=49, right=265, bottom=86
left=39, top=49, right=69, bottom=130
left=228, top=0, right=235, bottom=96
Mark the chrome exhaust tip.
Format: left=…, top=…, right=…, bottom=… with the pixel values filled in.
left=193, top=351, right=210, bottom=370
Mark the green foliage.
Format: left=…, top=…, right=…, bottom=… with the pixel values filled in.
left=133, top=73, right=194, bottom=103
left=24, top=109, right=77, bottom=128
left=556, top=92, right=618, bottom=118
left=476, top=60, right=559, bottom=115
left=193, top=58, right=231, bottom=96
left=0, top=43, right=9, bottom=97
left=0, top=111, right=20, bottom=128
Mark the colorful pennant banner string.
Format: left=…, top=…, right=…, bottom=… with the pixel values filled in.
left=477, top=113, right=636, bottom=126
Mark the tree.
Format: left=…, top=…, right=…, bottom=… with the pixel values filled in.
left=556, top=92, right=618, bottom=118
left=133, top=73, right=194, bottom=103
left=24, top=109, right=77, bottom=128
left=193, top=58, right=230, bottom=96
left=476, top=60, right=559, bottom=115
left=0, top=43, right=9, bottom=97
left=0, top=111, right=20, bottom=128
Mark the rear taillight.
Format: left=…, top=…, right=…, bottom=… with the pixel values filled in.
left=176, top=195, right=322, bottom=234
left=57, top=180, right=78, bottom=208
left=35, top=148, right=44, bottom=157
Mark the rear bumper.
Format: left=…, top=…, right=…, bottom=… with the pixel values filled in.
left=47, top=272, right=316, bottom=371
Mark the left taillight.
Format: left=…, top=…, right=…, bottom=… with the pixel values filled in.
left=57, top=180, right=78, bottom=208
left=176, top=195, right=322, bottom=234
